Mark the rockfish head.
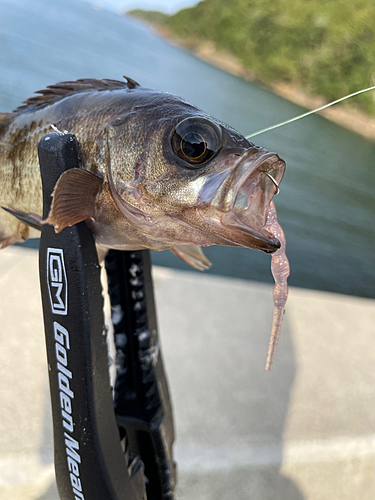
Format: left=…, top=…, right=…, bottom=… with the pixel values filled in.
left=97, top=89, right=285, bottom=254
left=48, top=86, right=285, bottom=261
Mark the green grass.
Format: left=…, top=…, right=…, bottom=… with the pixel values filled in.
left=129, top=0, right=375, bottom=115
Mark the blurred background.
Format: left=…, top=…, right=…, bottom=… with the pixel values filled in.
left=0, top=0, right=375, bottom=499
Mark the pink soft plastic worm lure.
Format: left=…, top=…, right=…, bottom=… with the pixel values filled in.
left=246, top=87, right=375, bottom=370
left=265, top=201, right=290, bottom=370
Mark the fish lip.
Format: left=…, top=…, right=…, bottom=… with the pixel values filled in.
left=221, top=212, right=281, bottom=253
left=216, top=147, right=286, bottom=252
left=229, top=147, right=285, bottom=211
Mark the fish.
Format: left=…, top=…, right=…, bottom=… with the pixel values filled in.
left=0, top=77, right=288, bottom=368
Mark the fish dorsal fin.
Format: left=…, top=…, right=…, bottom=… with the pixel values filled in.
left=45, top=168, right=104, bottom=233
left=15, top=76, right=140, bottom=112
left=171, top=245, right=212, bottom=271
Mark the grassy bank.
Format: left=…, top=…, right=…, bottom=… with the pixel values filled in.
left=129, top=1, right=375, bottom=140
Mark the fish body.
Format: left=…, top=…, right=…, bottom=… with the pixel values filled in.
left=0, top=78, right=285, bottom=268
left=0, top=77, right=289, bottom=367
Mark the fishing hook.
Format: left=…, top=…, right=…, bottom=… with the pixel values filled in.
left=264, top=172, right=280, bottom=195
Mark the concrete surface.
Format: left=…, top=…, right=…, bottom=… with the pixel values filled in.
left=1, top=247, right=375, bottom=499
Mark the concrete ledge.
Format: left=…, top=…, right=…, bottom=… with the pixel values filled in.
left=1, top=247, right=375, bottom=499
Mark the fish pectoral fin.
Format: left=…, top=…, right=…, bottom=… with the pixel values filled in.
left=1, top=206, right=43, bottom=231
left=171, top=245, right=212, bottom=271
left=45, top=168, right=104, bottom=233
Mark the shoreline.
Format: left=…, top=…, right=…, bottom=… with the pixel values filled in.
left=149, top=23, right=375, bottom=142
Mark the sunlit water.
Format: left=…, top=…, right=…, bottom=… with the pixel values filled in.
left=1, top=0, right=374, bottom=297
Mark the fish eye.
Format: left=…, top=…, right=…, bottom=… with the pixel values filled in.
left=170, top=117, right=222, bottom=167
left=181, top=132, right=206, bottom=159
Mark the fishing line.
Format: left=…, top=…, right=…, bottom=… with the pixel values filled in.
left=246, top=85, right=375, bottom=139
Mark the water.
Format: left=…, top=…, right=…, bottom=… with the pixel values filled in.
left=1, top=0, right=374, bottom=298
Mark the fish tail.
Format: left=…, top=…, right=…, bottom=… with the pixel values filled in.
left=0, top=113, right=13, bottom=146
left=0, top=112, right=16, bottom=247
left=0, top=112, right=11, bottom=142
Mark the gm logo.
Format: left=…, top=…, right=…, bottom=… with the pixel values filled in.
left=47, top=248, right=68, bottom=315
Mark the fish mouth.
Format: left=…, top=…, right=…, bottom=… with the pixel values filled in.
left=214, top=147, right=286, bottom=253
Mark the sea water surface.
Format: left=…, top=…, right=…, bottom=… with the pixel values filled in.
left=0, top=0, right=374, bottom=298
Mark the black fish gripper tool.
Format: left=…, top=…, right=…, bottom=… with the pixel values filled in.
left=38, top=132, right=176, bottom=500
